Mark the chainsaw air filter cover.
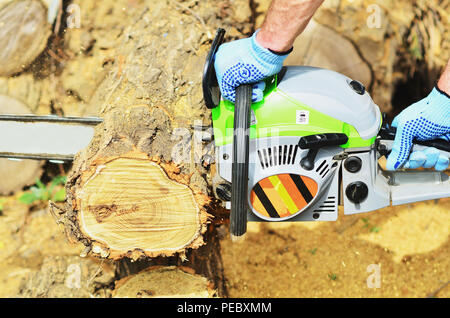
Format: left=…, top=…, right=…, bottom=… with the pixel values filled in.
left=250, top=173, right=318, bottom=220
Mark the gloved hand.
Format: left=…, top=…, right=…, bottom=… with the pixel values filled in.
left=214, top=30, right=291, bottom=103
left=386, top=87, right=450, bottom=171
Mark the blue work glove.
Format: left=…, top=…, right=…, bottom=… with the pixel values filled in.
left=214, top=30, right=291, bottom=103
left=386, top=87, right=450, bottom=171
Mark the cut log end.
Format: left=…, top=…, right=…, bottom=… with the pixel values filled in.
left=71, top=151, right=210, bottom=259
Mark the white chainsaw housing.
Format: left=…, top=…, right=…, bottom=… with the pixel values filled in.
left=277, top=66, right=381, bottom=140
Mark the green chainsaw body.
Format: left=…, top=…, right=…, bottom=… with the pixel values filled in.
left=211, top=73, right=379, bottom=150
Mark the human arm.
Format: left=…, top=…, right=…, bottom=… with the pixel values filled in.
left=437, top=59, right=450, bottom=94
left=256, top=0, right=325, bottom=52
left=214, top=0, right=324, bottom=103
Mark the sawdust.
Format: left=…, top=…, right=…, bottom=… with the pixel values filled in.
left=359, top=201, right=450, bottom=263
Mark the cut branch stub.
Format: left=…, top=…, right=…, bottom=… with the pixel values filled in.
left=73, top=151, right=210, bottom=259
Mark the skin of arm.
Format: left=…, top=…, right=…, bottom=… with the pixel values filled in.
left=256, top=0, right=325, bottom=52
left=437, top=59, right=450, bottom=95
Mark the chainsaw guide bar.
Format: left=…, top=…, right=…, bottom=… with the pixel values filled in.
left=0, top=115, right=103, bottom=161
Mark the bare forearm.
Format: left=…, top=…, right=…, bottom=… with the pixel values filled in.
left=256, top=0, right=324, bottom=52
left=437, top=59, right=450, bottom=95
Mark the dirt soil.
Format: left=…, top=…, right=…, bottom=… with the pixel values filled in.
left=220, top=200, right=450, bottom=298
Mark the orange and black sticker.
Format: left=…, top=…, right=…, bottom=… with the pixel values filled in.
left=250, top=174, right=318, bottom=219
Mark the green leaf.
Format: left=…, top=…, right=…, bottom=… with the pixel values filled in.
left=308, top=248, right=317, bottom=255
left=328, top=273, right=338, bottom=281
left=19, top=192, right=38, bottom=205
left=35, top=179, right=45, bottom=190
left=370, top=226, right=380, bottom=233
left=361, top=218, right=370, bottom=228
left=51, top=175, right=67, bottom=187
left=30, top=186, right=44, bottom=198
left=43, top=190, right=51, bottom=201
left=52, top=188, right=66, bottom=202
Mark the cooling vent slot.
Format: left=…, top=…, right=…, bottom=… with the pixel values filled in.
left=315, top=159, right=330, bottom=178
left=257, top=145, right=299, bottom=169
left=313, top=196, right=337, bottom=213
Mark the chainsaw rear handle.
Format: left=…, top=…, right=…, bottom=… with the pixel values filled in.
left=230, top=84, right=252, bottom=239
left=378, top=122, right=450, bottom=154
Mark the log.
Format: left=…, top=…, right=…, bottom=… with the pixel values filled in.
left=19, top=255, right=116, bottom=298
left=56, top=0, right=253, bottom=257
left=71, top=151, right=210, bottom=259
left=48, top=0, right=252, bottom=295
left=0, top=0, right=52, bottom=76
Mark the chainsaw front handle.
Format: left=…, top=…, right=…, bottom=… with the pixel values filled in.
left=230, top=84, right=252, bottom=240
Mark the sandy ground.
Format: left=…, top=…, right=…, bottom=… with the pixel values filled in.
left=220, top=200, right=450, bottom=298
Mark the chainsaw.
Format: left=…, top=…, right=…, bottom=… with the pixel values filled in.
left=203, top=28, right=450, bottom=239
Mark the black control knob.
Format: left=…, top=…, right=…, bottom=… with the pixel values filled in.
left=345, top=182, right=368, bottom=204
left=300, top=148, right=318, bottom=171
left=344, top=156, right=362, bottom=173
left=349, top=80, right=365, bottom=95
